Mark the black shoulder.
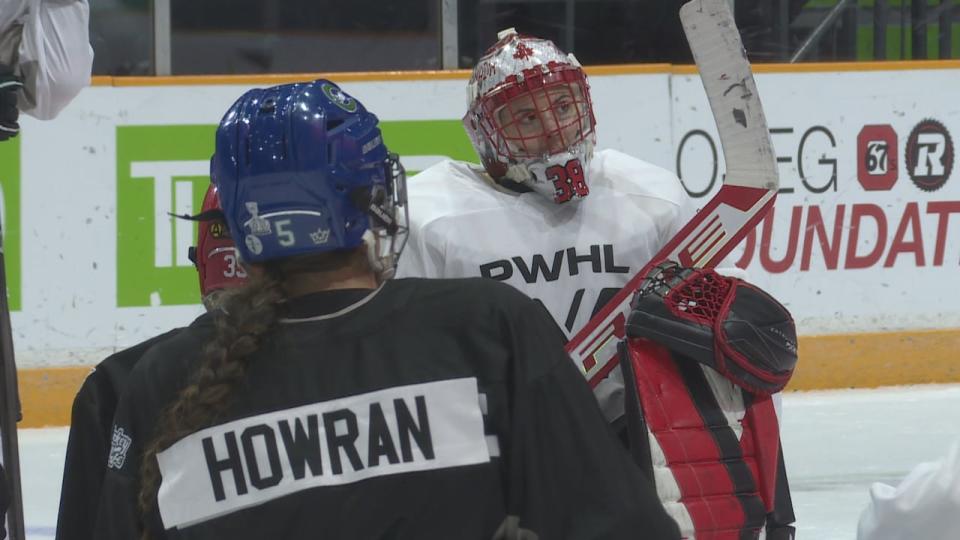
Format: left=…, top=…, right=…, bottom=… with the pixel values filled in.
left=143, top=320, right=213, bottom=368
left=389, top=277, right=566, bottom=375
left=89, top=328, right=185, bottom=388
left=393, top=276, right=537, bottom=311
left=124, top=315, right=215, bottom=402
left=187, top=310, right=218, bottom=330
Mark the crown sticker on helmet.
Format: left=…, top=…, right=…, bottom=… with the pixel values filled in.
left=321, top=83, right=358, bottom=113
left=310, top=228, right=331, bottom=244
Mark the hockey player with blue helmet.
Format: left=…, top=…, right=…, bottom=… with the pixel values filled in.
left=93, top=79, right=678, bottom=540
left=212, top=78, right=408, bottom=278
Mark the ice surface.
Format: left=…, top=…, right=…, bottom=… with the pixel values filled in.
left=18, top=384, right=960, bottom=539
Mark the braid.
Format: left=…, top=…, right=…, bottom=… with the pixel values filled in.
left=136, top=247, right=368, bottom=539
left=137, top=270, right=285, bottom=540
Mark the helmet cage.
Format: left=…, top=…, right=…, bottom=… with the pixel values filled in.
left=466, top=61, right=596, bottom=178
left=361, top=152, right=409, bottom=280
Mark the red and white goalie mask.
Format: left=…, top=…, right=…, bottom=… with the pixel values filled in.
left=463, top=28, right=597, bottom=204
left=188, top=184, right=247, bottom=301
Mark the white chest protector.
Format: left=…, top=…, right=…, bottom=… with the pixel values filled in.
left=397, top=149, right=695, bottom=342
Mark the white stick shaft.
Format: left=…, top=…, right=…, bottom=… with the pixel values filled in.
left=680, top=0, right=779, bottom=190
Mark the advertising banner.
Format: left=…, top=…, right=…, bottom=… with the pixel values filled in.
left=6, top=68, right=958, bottom=368
left=673, top=69, right=960, bottom=334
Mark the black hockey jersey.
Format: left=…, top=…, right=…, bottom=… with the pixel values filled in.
left=0, top=462, right=7, bottom=539
left=55, top=328, right=182, bottom=540
left=94, top=278, right=679, bottom=540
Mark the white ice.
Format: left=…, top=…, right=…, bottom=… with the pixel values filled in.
left=17, top=384, right=960, bottom=539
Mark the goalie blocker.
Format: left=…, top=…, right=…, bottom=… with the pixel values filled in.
left=619, top=262, right=797, bottom=539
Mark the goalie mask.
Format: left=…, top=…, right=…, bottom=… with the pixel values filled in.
left=187, top=184, right=248, bottom=300
left=463, top=28, right=596, bottom=204
left=626, top=262, right=798, bottom=395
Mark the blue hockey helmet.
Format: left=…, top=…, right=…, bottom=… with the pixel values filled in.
left=211, top=79, right=407, bottom=276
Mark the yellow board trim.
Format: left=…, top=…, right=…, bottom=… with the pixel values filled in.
left=792, top=329, right=960, bottom=391
left=15, top=328, right=960, bottom=427
left=89, top=60, right=960, bottom=87
left=671, top=59, right=960, bottom=74
left=19, top=366, right=91, bottom=429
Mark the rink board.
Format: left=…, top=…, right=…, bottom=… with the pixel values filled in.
left=4, top=61, right=960, bottom=426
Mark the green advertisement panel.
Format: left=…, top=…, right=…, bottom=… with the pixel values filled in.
left=116, top=125, right=214, bottom=307
left=115, top=120, right=475, bottom=307
left=0, top=138, right=20, bottom=311
left=379, top=120, right=476, bottom=173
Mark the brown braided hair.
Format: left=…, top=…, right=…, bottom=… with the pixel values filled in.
left=137, top=247, right=369, bottom=539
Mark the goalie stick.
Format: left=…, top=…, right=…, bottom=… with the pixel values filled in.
left=566, top=0, right=780, bottom=388
left=0, top=213, right=24, bottom=540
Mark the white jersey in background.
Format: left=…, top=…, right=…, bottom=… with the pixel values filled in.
left=397, top=148, right=696, bottom=341
left=0, top=0, right=93, bottom=119
left=857, top=439, right=960, bottom=540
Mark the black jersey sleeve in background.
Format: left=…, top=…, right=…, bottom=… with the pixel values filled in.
left=93, top=319, right=211, bottom=540
left=0, top=462, right=8, bottom=540
left=91, top=351, right=171, bottom=540
left=55, top=330, right=181, bottom=540
left=502, top=295, right=680, bottom=540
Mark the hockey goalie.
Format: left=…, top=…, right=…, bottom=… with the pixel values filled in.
left=619, top=262, right=798, bottom=539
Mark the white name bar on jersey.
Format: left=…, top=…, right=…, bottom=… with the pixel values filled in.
left=156, top=378, right=490, bottom=529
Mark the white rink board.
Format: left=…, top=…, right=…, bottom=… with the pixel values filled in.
left=672, top=68, right=960, bottom=334
left=4, top=68, right=959, bottom=367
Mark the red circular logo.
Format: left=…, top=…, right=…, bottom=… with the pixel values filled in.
left=905, top=119, right=954, bottom=192
left=857, top=124, right=898, bottom=191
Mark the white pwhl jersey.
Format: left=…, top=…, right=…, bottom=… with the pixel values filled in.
left=397, top=149, right=696, bottom=342
left=857, top=439, right=960, bottom=540
left=0, top=0, right=93, bottom=120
